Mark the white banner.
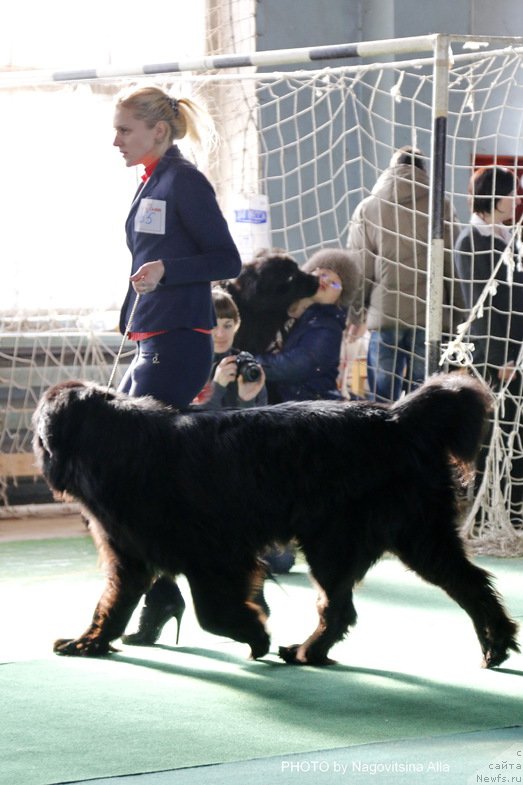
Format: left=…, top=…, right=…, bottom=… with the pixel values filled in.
left=228, top=194, right=271, bottom=264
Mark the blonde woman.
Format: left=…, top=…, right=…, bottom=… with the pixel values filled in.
left=114, top=86, right=241, bottom=408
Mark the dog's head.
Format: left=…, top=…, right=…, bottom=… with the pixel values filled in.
left=33, top=381, right=171, bottom=497
left=230, top=250, right=319, bottom=313
left=33, top=381, right=108, bottom=495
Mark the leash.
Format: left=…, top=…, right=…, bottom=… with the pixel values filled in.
left=105, top=293, right=141, bottom=396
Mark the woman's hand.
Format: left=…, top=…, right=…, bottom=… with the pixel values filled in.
left=213, top=355, right=239, bottom=388
left=130, top=260, right=165, bottom=294
left=237, top=367, right=266, bottom=402
left=213, top=355, right=266, bottom=401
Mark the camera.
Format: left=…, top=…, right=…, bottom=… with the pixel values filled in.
left=235, top=351, right=262, bottom=383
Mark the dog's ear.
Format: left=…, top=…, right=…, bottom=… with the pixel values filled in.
left=33, top=422, right=69, bottom=494
left=33, top=383, right=91, bottom=493
left=35, top=414, right=52, bottom=459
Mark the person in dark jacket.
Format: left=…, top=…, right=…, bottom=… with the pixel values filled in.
left=114, top=86, right=241, bottom=647
left=454, top=166, right=523, bottom=379
left=256, top=248, right=359, bottom=402
left=194, top=288, right=268, bottom=410
left=114, top=85, right=242, bottom=409
left=454, top=165, right=523, bottom=526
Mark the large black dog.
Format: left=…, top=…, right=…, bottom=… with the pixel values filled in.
left=224, top=249, right=319, bottom=354
left=33, top=374, right=519, bottom=669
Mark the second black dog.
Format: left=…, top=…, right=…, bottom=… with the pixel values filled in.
left=224, top=249, right=319, bottom=354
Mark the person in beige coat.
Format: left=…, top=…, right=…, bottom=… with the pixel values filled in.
left=346, top=146, right=463, bottom=401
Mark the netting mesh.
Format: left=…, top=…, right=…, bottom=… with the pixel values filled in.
left=0, top=36, right=522, bottom=555
left=463, top=377, right=523, bottom=556
left=0, top=331, right=133, bottom=500
left=442, top=48, right=523, bottom=555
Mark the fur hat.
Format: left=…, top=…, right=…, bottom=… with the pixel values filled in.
left=302, top=248, right=359, bottom=309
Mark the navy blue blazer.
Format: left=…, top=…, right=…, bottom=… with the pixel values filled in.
left=119, top=146, right=242, bottom=334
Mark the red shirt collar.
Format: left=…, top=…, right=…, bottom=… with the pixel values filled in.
left=141, top=159, right=160, bottom=183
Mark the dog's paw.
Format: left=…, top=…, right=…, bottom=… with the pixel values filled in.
left=53, top=637, right=118, bottom=657
left=278, top=644, right=305, bottom=664
left=481, top=632, right=520, bottom=669
left=249, top=631, right=271, bottom=660
left=278, top=644, right=337, bottom=666
left=482, top=646, right=510, bottom=669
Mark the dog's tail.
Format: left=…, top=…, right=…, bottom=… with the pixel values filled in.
left=391, top=372, right=492, bottom=465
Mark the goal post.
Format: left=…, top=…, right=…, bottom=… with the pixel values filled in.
left=0, top=34, right=522, bottom=555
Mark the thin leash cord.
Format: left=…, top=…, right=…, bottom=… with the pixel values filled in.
left=105, top=293, right=141, bottom=396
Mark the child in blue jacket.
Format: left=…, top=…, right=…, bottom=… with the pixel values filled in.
left=257, top=249, right=359, bottom=403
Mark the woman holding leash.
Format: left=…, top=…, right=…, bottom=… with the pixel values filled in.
left=112, top=85, right=242, bottom=645
left=114, top=85, right=242, bottom=407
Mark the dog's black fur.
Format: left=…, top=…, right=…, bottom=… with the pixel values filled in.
left=223, top=250, right=319, bottom=354
left=33, top=374, right=519, bottom=668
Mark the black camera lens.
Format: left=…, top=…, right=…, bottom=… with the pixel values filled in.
left=241, top=363, right=262, bottom=382
left=235, top=351, right=262, bottom=383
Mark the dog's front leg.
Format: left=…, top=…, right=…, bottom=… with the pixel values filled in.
left=54, top=557, right=153, bottom=657
left=279, top=581, right=357, bottom=666
left=279, top=587, right=333, bottom=665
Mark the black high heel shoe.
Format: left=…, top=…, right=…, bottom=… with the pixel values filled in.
left=122, top=577, right=186, bottom=646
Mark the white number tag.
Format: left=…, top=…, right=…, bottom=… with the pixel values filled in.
left=134, top=198, right=166, bottom=235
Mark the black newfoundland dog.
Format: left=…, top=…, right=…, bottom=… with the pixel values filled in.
left=33, top=374, right=519, bottom=669
left=224, top=249, right=319, bottom=354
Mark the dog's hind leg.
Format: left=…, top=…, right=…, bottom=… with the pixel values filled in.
left=187, top=567, right=271, bottom=659
left=394, top=533, right=520, bottom=668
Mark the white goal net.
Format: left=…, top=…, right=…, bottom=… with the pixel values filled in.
left=0, top=33, right=522, bottom=555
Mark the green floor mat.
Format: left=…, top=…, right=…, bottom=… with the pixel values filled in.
left=1, top=536, right=521, bottom=785
left=64, top=726, right=523, bottom=785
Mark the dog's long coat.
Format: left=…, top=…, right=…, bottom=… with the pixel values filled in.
left=33, top=374, right=519, bottom=668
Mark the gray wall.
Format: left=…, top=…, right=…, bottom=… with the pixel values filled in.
left=471, top=0, right=523, bottom=35
left=362, top=0, right=470, bottom=39
left=257, top=0, right=361, bottom=55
